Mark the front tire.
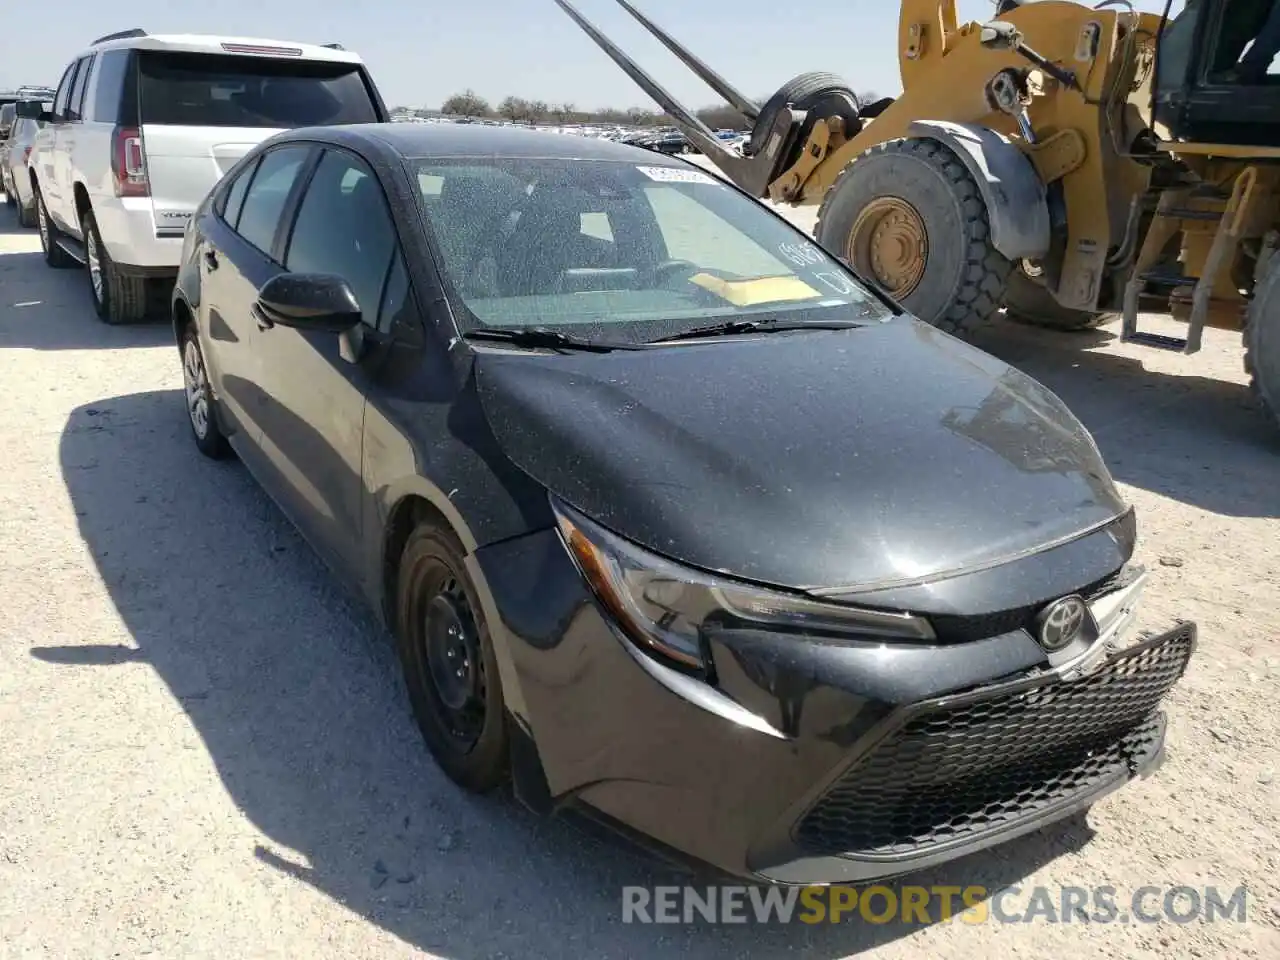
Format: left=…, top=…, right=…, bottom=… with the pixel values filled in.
left=82, top=208, right=147, bottom=324
left=816, top=137, right=1013, bottom=337
left=396, top=522, right=509, bottom=793
left=1244, top=261, right=1280, bottom=433
left=1004, top=267, right=1114, bottom=332
left=180, top=324, right=230, bottom=459
left=35, top=188, right=75, bottom=269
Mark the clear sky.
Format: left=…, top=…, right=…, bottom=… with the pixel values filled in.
left=2, top=0, right=1183, bottom=111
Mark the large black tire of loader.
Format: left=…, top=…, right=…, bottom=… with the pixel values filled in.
left=1004, top=267, right=1115, bottom=332
left=816, top=137, right=1013, bottom=337
left=1244, top=258, right=1280, bottom=433
left=747, top=72, right=863, bottom=157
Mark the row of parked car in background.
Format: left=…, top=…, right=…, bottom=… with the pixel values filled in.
left=1, top=30, right=742, bottom=325
left=0, top=86, right=56, bottom=227
left=389, top=113, right=747, bottom=156
left=0, top=26, right=1195, bottom=890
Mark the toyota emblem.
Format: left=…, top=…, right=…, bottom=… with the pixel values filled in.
left=1036, top=595, right=1090, bottom=652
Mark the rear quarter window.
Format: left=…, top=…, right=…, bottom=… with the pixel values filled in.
left=89, top=49, right=135, bottom=125
left=137, top=51, right=379, bottom=128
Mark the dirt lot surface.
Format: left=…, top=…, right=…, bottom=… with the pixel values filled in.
left=0, top=189, right=1277, bottom=959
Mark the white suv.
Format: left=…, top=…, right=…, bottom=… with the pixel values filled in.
left=25, top=28, right=388, bottom=323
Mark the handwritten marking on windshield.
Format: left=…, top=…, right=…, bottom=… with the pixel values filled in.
left=777, top=241, right=825, bottom=267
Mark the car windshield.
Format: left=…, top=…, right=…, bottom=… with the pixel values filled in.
left=409, top=156, right=893, bottom=342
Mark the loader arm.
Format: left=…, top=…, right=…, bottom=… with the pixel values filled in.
left=550, top=0, right=808, bottom=198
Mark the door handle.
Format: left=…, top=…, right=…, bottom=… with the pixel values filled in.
left=251, top=303, right=273, bottom=332
left=203, top=249, right=218, bottom=271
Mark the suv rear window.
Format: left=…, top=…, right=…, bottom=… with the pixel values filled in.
left=137, top=51, right=379, bottom=127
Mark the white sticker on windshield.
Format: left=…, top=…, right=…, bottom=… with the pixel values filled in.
left=636, top=165, right=716, bottom=184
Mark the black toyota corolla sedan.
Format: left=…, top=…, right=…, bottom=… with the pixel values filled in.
left=172, top=123, right=1195, bottom=884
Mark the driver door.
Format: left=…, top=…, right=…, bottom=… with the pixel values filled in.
left=250, top=146, right=407, bottom=583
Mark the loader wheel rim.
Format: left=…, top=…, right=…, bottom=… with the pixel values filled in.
left=848, top=197, right=928, bottom=299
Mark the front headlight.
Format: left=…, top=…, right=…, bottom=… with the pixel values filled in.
left=552, top=499, right=934, bottom=673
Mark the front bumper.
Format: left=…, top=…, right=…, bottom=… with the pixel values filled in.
left=749, top=624, right=1192, bottom=883
left=474, top=530, right=1195, bottom=885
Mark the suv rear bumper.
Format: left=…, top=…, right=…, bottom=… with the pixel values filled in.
left=94, top=197, right=184, bottom=273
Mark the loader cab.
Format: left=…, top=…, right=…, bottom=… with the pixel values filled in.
left=1154, top=0, right=1280, bottom=147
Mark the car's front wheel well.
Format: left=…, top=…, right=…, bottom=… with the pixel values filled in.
left=382, top=495, right=453, bottom=625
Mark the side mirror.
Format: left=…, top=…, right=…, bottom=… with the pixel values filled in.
left=980, top=21, right=1022, bottom=51
left=14, top=100, right=49, bottom=122
left=254, top=273, right=362, bottom=333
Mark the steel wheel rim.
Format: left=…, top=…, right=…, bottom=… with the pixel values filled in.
left=848, top=197, right=929, bottom=300
left=182, top=339, right=210, bottom=439
left=422, top=572, right=487, bottom=749
left=86, top=228, right=103, bottom=303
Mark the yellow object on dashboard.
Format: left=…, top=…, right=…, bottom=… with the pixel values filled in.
left=689, top=273, right=823, bottom=306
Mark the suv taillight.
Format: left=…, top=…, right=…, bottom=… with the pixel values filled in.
left=111, top=126, right=148, bottom=198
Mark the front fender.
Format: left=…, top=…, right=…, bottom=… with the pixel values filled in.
left=908, top=120, right=1050, bottom=262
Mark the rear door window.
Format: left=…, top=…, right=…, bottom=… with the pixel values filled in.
left=217, top=158, right=258, bottom=228
left=137, top=51, right=379, bottom=128
left=233, top=146, right=312, bottom=257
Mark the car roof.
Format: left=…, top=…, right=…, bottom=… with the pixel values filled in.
left=292, top=122, right=699, bottom=163
left=83, top=33, right=363, bottom=64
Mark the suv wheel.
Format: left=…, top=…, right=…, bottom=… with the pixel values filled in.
left=82, top=208, right=147, bottom=324
left=35, top=189, right=76, bottom=269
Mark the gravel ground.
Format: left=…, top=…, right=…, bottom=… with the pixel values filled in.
left=0, top=189, right=1277, bottom=959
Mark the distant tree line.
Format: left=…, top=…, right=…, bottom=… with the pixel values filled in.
left=427, top=88, right=882, bottom=130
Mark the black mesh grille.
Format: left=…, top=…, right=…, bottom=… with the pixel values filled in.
left=795, top=625, right=1194, bottom=859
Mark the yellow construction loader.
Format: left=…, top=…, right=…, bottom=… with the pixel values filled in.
left=554, top=0, right=1280, bottom=432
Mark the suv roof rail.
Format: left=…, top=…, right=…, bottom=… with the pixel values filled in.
left=91, top=28, right=147, bottom=45
left=322, top=42, right=345, bottom=49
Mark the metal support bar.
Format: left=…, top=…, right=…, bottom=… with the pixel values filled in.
left=1185, top=166, right=1257, bottom=354
left=1122, top=186, right=1194, bottom=343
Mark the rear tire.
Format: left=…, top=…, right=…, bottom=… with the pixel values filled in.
left=1244, top=261, right=1280, bottom=433
left=396, top=521, right=509, bottom=793
left=1004, top=267, right=1114, bottom=332
left=816, top=136, right=1013, bottom=336
left=35, top=188, right=75, bottom=269
left=180, top=323, right=230, bottom=460
left=83, top=208, right=147, bottom=324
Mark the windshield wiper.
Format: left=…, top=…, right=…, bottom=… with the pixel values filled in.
left=463, top=326, right=644, bottom=353
left=647, top=317, right=866, bottom=345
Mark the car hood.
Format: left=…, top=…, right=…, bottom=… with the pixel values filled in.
left=474, top=319, right=1126, bottom=592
